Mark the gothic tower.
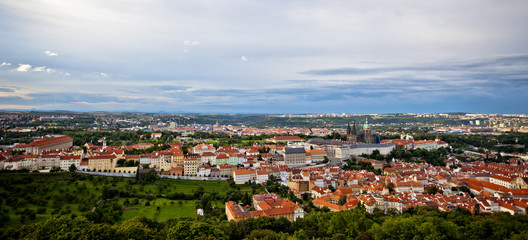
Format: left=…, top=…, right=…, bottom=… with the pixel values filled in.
left=346, top=122, right=357, bottom=144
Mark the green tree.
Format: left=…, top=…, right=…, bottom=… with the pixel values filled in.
left=425, top=186, right=443, bottom=195
left=338, top=195, right=347, bottom=206
left=167, top=220, right=226, bottom=240
left=69, top=164, right=77, bottom=172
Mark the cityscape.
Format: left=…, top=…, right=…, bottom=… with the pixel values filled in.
left=1, top=111, right=528, bottom=239
left=2, top=0, right=528, bottom=239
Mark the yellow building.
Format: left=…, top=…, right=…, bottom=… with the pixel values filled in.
left=171, top=150, right=184, bottom=168
left=88, top=154, right=117, bottom=172
left=306, top=149, right=327, bottom=163
left=183, top=158, right=200, bottom=176
left=150, top=153, right=172, bottom=172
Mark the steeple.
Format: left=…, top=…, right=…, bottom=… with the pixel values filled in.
left=363, top=118, right=370, bottom=129
left=347, top=121, right=357, bottom=144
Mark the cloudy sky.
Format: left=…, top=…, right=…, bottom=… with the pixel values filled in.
left=1, top=0, right=527, bottom=114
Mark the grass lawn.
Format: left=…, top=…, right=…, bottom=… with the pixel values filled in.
left=120, top=199, right=196, bottom=222
left=159, top=178, right=229, bottom=194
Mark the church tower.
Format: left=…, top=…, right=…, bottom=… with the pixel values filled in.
left=363, top=118, right=373, bottom=144
left=346, top=122, right=357, bottom=144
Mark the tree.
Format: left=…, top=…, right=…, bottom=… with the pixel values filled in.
left=167, top=220, right=226, bottom=240
left=386, top=182, right=395, bottom=193
left=115, top=217, right=162, bottom=240
left=425, top=186, right=443, bottom=195
left=242, top=191, right=251, bottom=206
left=69, top=164, right=77, bottom=172
left=338, top=195, right=347, bottom=206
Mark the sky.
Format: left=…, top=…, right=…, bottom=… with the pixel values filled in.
left=0, top=0, right=527, bottom=114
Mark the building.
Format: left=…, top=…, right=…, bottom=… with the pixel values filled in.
left=252, top=193, right=281, bottom=206
left=192, top=144, right=216, bottom=154
left=12, top=135, right=73, bottom=154
left=150, top=153, right=172, bottom=172
left=381, top=137, right=448, bottom=151
left=346, top=119, right=376, bottom=144
left=287, top=180, right=310, bottom=192
left=88, top=154, right=117, bottom=172
left=169, top=167, right=183, bottom=176
left=171, top=149, right=184, bottom=168
left=513, top=177, right=528, bottom=190
left=200, top=152, right=217, bottom=165
left=18, top=155, right=39, bottom=170
left=216, top=154, right=230, bottom=165
left=312, top=194, right=359, bottom=212
left=3, top=156, right=26, bottom=170
left=394, top=181, right=424, bottom=193
left=233, top=169, right=256, bottom=184
left=490, top=175, right=515, bottom=189
left=306, top=149, right=327, bottom=163
left=197, top=165, right=211, bottom=176
left=40, top=155, right=60, bottom=169
left=139, top=155, right=151, bottom=165
left=59, top=155, right=82, bottom=171
left=226, top=195, right=304, bottom=222
left=335, top=143, right=395, bottom=158
left=218, top=164, right=236, bottom=177
left=256, top=170, right=269, bottom=184
left=225, top=201, right=251, bottom=221
left=183, top=157, right=200, bottom=176
left=283, top=147, right=306, bottom=167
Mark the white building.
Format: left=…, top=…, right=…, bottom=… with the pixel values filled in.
left=197, top=165, right=212, bottom=176
left=59, top=155, right=82, bottom=171
left=233, top=170, right=256, bottom=184
left=256, top=170, right=269, bottom=184
left=335, top=143, right=395, bottom=158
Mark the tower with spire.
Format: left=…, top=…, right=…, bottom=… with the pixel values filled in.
left=346, top=122, right=357, bottom=143
left=363, top=118, right=374, bottom=144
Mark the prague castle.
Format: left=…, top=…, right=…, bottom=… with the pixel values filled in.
left=346, top=119, right=376, bottom=144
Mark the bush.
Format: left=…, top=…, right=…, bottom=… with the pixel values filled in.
left=37, top=208, right=46, bottom=214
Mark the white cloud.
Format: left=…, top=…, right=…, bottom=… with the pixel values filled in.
left=241, top=56, right=247, bottom=62
left=183, top=40, right=200, bottom=46
left=0, top=62, right=11, bottom=67
left=44, top=50, right=58, bottom=56
left=100, top=72, right=109, bottom=77
left=64, top=72, right=71, bottom=76
left=0, top=104, right=36, bottom=110
left=33, top=66, right=56, bottom=73
left=15, top=64, right=32, bottom=72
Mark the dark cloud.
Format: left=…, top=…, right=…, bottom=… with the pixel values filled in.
left=299, top=54, right=528, bottom=76
left=0, top=87, right=15, bottom=92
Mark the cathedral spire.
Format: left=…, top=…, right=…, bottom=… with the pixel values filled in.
left=363, top=118, right=370, bottom=129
